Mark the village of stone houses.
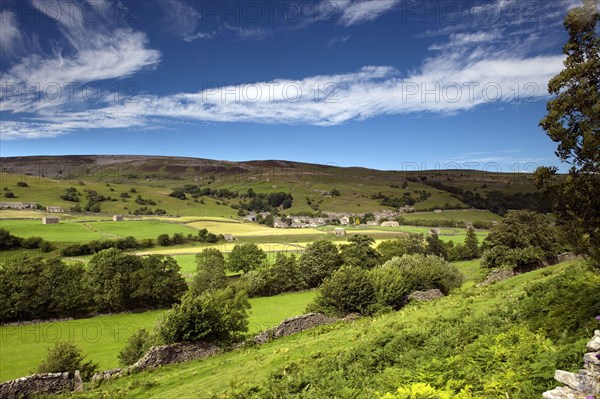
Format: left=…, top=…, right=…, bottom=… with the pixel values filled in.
left=0, top=0, right=599, bottom=398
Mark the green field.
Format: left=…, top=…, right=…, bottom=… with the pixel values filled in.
left=65, top=260, right=592, bottom=398
left=402, top=209, right=502, bottom=223
left=0, top=290, right=316, bottom=382
left=0, top=219, right=107, bottom=242
left=88, top=221, right=198, bottom=240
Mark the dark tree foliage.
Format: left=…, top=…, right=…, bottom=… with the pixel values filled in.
left=118, top=328, right=152, bottom=366
left=340, top=234, right=381, bottom=269
left=537, top=0, right=600, bottom=267
left=299, top=240, right=344, bottom=288
left=227, top=243, right=267, bottom=274
left=0, top=257, right=89, bottom=322
left=191, top=248, right=228, bottom=295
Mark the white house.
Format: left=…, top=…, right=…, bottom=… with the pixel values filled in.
left=381, top=221, right=400, bottom=227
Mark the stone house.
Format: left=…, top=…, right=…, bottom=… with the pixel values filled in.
left=46, top=206, right=64, bottom=213
left=333, top=228, right=346, bottom=236
left=223, top=234, right=235, bottom=243
left=340, top=216, right=350, bottom=225
left=380, top=221, right=400, bottom=227
left=112, top=215, right=124, bottom=221
left=42, top=217, right=59, bottom=224
left=0, top=202, right=37, bottom=210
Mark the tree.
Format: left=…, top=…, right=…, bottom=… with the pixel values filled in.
left=299, top=240, right=344, bottom=288
left=191, top=249, right=228, bottom=294
left=157, top=234, right=170, bottom=246
left=339, top=235, right=381, bottom=269
left=118, top=328, right=152, bottom=366
left=131, top=255, right=187, bottom=308
left=537, top=0, right=600, bottom=267
left=0, top=256, right=89, bottom=322
left=377, top=239, right=407, bottom=263
left=426, top=232, right=447, bottom=260
left=308, top=265, right=377, bottom=316
left=38, top=342, right=98, bottom=381
left=227, top=243, right=267, bottom=274
left=154, top=287, right=250, bottom=345
left=481, top=210, right=563, bottom=269
left=463, top=226, right=480, bottom=260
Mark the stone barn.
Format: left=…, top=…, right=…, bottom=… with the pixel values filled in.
left=42, top=217, right=59, bottom=225
left=333, top=228, right=346, bottom=236
left=113, top=215, right=124, bottom=222
left=380, top=221, right=400, bottom=227
left=46, top=206, right=64, bottom=213
left=223, top=234, right=235, bottom=243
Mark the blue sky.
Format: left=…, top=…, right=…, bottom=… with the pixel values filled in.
left=0, top=0, right=583, bottom=172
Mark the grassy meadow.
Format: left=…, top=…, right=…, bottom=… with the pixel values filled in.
left=0, top=291, right=316, bottom=382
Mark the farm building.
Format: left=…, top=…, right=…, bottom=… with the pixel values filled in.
left=42, top=216, right=59, bottom=224
left=0, top=202, right=37, bottom=210
left=381, top=221, right=400, bottom=227
left=223, top=234, right=235, bottom=243
left=434, top=209, right=443, bottom=214
left=113, top=214, right=124, bottom=221
left=366, top=221, right=378, bottom=226
left=333, top=228, right=346, bottom=236
left=429, top=228, right=441, bottom=235
left=46, top=206, right=65, bottom=213
left=340, top=216, right=350, bottom=225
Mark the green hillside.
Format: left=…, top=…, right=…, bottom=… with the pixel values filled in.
left=67, top=259, right=598, bottom=399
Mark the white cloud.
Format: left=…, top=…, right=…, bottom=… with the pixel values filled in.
left=159, top=0, right=215, bottom=42
left=224, top=23, right=269, bottom=40
left=336, top=0, right=400, bottom=26
left=0, top=11, right=22, bottom=58
left=0, top=0, right=160, bottom=113
left=328, top=34, right=351, bottom=47
left=0, top=54, right=564, bottom=139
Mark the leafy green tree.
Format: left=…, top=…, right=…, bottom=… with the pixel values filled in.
left=481, top=210, right=563, bottom=269
left=157, top=234, right=170, bottom=246
left=227, top=243, right=267, bottom=274
left=299, top=240, right=344, bottom=288
left=426, top=232, right=448, bottom=260
left=308, top=265, right=377, bottom=316
left=38, top=342, right=98, bottom=381
left=118, top=328, right=152, bottom=366
left=377, top=239, right=407, bottom=263
left=154, top=287, right=250, bottom=344
left=0, top=228, right=22, bottom=250
left=191, top=248, right=228, bottom=294
left=463, top=226, right=480, bottom=260
left=339, top=235, right=381, bottom=269
left=131, top=255, right=187, bottom=308
left=536, top=0, right=600, bottom=267
left=85, top=249, right=144, bottom=312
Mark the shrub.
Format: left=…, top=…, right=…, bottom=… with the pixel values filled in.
left=38, top=342, right=98, bottom=381
left=21, top=236, right=44, bottom=249
left=381, top=254, right=464, bottom=295
left=308, top=265, right=377, bottom=316
left=118, top=328, right=152, bottom=366
left=154, top=287, right=250, bottom=345
left=240, top=254, right=306, bottom=297
left=16, top=181, right=29, bottom=187
left=4, top=191, right=15, bottom=198
left=370, top=263, right=410, bottom=311
left=157, top=234, right=170, bottom=246
left=0, top=228, right=23, bottom=250
left=339, top=235, right=381, bottom=269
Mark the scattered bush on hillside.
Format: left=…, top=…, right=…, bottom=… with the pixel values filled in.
left=4, top=191, right=15, bottom=198
left=60, top=187, right=80, bottom=202
left=16, top=181, right=29, bottom=187
left=38, top=342, right=98, bottom=381
left=481, top=210, right=564, bottom=269
left=308, top=265, right=377, bottom=316
left=118, top=328, right=153, bottom=366
left=60, top=236, right=142, bottom=256
left=154, top=287, right=250, bottom=345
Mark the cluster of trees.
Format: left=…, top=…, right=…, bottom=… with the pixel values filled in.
left=157, top=228, right=222, bottom=246
left=372, top=192, right=417, bottom=208
left=169, top=185, right=239, bottom=201
left=309, top=254, right=464, bottom=316
left=0, top=249, right=187, bottom=322
left=481, top=210, right=565, bottom=270
left=238, top=191, right=293, bottom=213
left=0, top=228, right=54, bottom=252
left=132, top=206, right=167, bottom=215
left=134, top=195, right=157, bottom=206
left=392, top=217, right=494, bottom=229
left=60, top=187, right=81, bottom=202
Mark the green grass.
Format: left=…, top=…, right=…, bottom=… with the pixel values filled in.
left=89, top=221, right=199, bottom=240
left=0, top=291, right=317, bottom=382
left=67, top=260, right=589, bottom=399
left=402, top=209, right=502, bottom=223
left=0, top=219, right=107, bottom=242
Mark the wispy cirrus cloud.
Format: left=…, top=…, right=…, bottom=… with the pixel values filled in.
left=331, top=0, right=401, bottom=26
left=158, top=0, right=215, bottom=42
left=1, top=0, right=160, bottom=113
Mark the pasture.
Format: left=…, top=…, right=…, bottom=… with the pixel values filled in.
left=88, top=221, right=198, bottom=240
left=186, top=221, right=325, bottom=237
left=402, top=209, right=502, bottom=223
left=0, top=290, right=316, bottom=382
left=0, top=219, right=107, bottom=242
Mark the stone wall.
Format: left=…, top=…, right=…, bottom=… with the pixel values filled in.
left=408, top=289, right=444, bottom=302
left=543, top=330, right=600, bottom=398
left=253, top=313, right=338, bottom=344
left=0, top=372, right=73, bottom=399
